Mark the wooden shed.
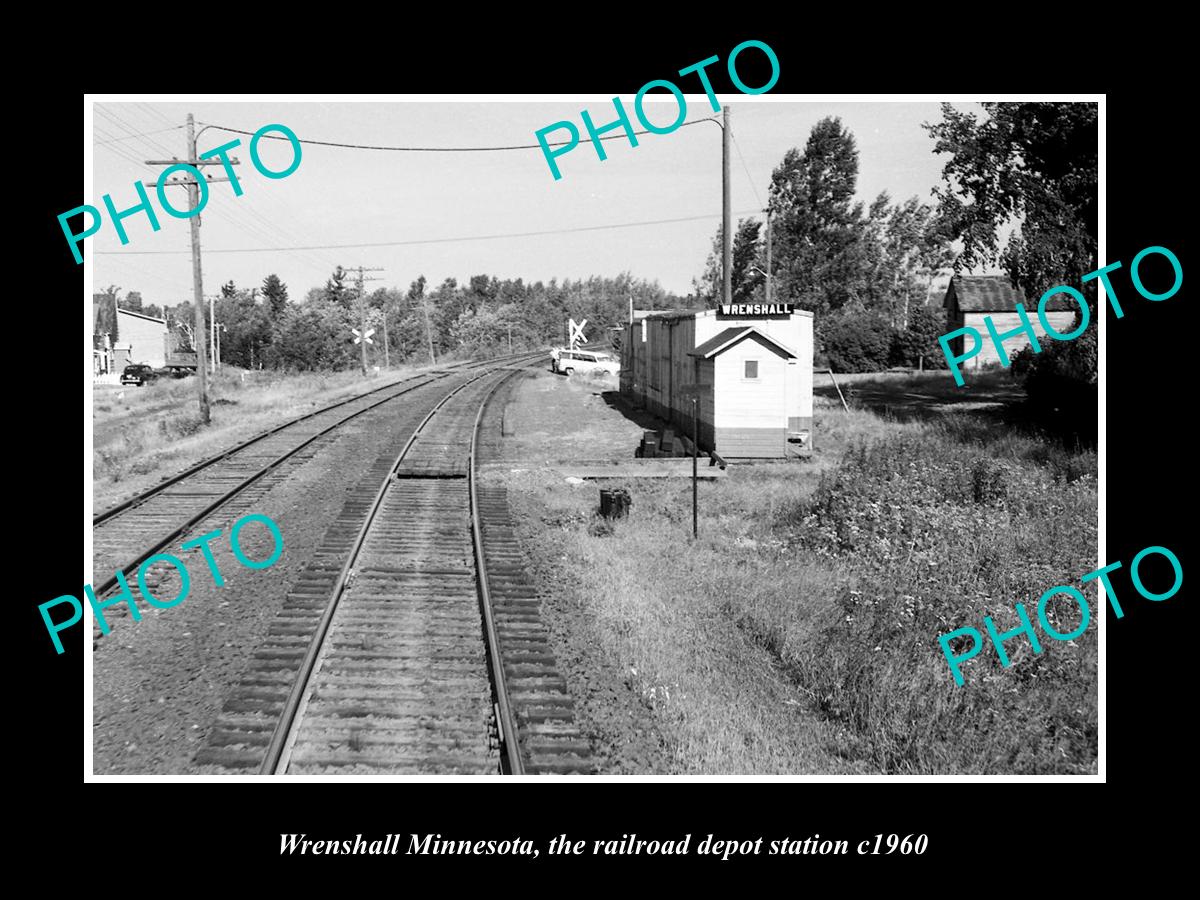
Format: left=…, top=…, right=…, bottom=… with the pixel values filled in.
left=943, top=275, right=1078, bottom=369
left=620, top=304, right=814, bottom=459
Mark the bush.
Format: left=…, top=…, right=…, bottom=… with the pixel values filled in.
left=890, top=304, right=948, bottom=369
left=1017, top=321, right=1097, bottom=447
left=770, top=432, right=1097, bottom=773
left=819, top=306, right=895, bottom=373
left=158, top=412, right=206, bottom=441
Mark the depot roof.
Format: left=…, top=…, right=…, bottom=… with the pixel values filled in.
left=688, top=326, right=798, bottom=359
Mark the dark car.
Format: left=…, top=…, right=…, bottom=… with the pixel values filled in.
left=120, top=364, right=162, bottom=387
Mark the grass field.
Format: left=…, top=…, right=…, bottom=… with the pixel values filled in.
left=499, top=369, right=1098, bottom=774
left=91, top=364, right=439, bottom=511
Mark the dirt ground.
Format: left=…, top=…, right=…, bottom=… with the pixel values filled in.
left=91, top=378, right=465, bottom=774
left=480, top=370, right=854, bottom=774
left=478, top=369, right=674, bottom=773
left=92, top=364, right=440, bottom=512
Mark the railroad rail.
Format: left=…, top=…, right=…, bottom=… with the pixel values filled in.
left=197, top=361, right=592, bottom=775
left=91, top=353, right=541, bottom=603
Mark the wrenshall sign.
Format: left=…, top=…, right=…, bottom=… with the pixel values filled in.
left=717, top=302, right=794, bottom=317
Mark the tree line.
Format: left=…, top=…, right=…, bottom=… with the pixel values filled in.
left=101, top=270, right=678, bottom=372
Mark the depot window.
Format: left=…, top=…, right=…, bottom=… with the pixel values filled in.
left=744, top=360, right=759, bottom=380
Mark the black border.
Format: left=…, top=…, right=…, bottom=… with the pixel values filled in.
left=23, top=26, right=1190, bottom=879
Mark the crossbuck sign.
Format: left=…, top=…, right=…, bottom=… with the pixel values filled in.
left=569, top=317, right=588, bottom=349
left=351, top=327, right=375, bottom=345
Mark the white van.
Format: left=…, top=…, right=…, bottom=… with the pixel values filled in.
left=554, top=349, right=620, bottom=377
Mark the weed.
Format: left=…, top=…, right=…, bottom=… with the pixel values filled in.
left=158, top=412, right=206, bottom=441
left=762, top=430, right=1097, bottom=773
left=588, top=517, right=616, bottom=537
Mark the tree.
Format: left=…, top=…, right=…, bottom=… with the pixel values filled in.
left=926, top=102, right=1098, bottom=442
left=324, top=266, right=351, bottom=308
left=216, top=286, right=272, bottom=369
left=925, top=102, right=1098, bottom=296
left=166, top=301, right=195, bottom=350
left=820, top=301, right=894, bottom=373
left=269, top=298, right=356, bottom=371
left=429, top=277, right=462, bottom=353
left=262, top=274, right=289, bottom=320
left=94, top=291, right=119, bottom=342
left=768, top=117, right=869, bottom=316
left=694, top=218, right=763, bottom=306
left=124, top=290, right=144, bottom=312
left=890, top=303, right=948, bottom=369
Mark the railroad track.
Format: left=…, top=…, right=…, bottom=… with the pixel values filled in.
left=196, top=362, right=593, bottom=775
left=91, top=353, right=541, bottom=607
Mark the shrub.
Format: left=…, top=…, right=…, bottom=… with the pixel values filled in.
left=158, top=412, right=206, bottom=441
left=819, top=306, right=895, bottom=373
left=889, top=304, right=949, bottom=369
left=1017, top=321, right=1097, bottom=447
left=769, top=432, right=1097, bottom=773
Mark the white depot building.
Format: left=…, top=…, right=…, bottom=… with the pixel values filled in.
left=620, top=302, right=814, bottom=459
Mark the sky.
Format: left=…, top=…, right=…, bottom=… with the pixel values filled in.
left=89, top=99, right=984, bottom=305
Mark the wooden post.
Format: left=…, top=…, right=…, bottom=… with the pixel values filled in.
left=187, top=114, right=210, bottom=424
left=382, top=300, right=390, bottom=369
left=828, top=368, right=850, bottom=413
left=764, top=205, right=772, bottom=304
left=722, top=106, right=732, bottom=308
left=692, top=397, right=699, bottom=539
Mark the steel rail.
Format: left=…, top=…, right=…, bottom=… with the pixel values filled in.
left=468, top=366, right=527, bottom=775
left=262, top=367, right=510, bottom=774
left=92, top=353, right=532, bottom=527
left=92, top=354, right=542, bottom=598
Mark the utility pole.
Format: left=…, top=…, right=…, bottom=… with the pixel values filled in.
left=209, top=294, right=217, bottom=374
left=422, top=297, right=437, bottom=365
left=381, top=299, right=390, bottom=369
left=344, top=265, right=384, bottom=376
left=722, top=105, right=732, bottom=308
left=144, top=113, right=239, bottom=424
left=764, top=204, right=772, bottom=304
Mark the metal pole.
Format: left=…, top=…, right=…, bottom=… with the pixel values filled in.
left=765, top=205, right=772, bottom=304
left=692, top=397, right=699, bottom=539
left=722, top=105, right=732, bottom=307
left=187, top=113, right=210, bottom=424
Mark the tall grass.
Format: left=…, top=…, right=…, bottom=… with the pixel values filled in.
left=747, top=428, right=1098, bottom=773
left=501, top=382, right=1097, bottom=773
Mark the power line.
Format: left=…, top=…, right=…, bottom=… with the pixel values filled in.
left=197, top=116, right=721, bottom=152
left=95, top=208, right=764, bottom=256
left=92, top=109, right=347, bottom=280
left=95, top=107, right=178, bottom=159
left=93, top=128, right=154, bottom=168
left=731, top=131, right=764, bottom=210
left=95, top=124, right=183, bottom=146
left=137, top=103, right=179, bottom=127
